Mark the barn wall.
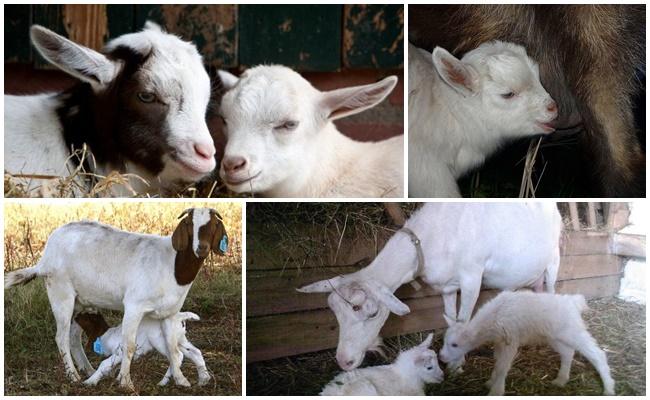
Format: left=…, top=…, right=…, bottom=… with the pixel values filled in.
left=247, top=229, right=627, bottom=363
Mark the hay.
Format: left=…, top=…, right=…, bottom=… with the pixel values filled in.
left=247, top=297, right=645, bottom=395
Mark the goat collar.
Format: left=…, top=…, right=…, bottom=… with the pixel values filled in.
left=399, top=227, right=425, bottom=280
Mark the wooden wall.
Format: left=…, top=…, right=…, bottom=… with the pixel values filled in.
left=247, top=203, right=636, bottom=363
left=4, top=4, right=403, bottom=71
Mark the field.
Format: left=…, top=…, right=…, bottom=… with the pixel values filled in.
left=4, top=202, right=242, bottom=395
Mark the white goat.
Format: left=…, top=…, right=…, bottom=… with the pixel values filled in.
left=4, top=208, right=228, bottom=390
left=321, top=333, right=443, bottom=396
left=217, top=66, right=403, bottom=197
left=5, top=22, right=216, bottom=196
left=298, top=202, right=561, bottom=370
left=408, top=41, right=558, bottom=197
left=75, top=311, right=210, bottom=386
left=439, top=291, right=615, bottom=395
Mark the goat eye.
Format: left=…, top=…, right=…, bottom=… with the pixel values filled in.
left=137, top=92, right=156, bottom=103
left=220, top=116, right=227, bottom=126
left=451, top=343, right=458, bottom=348
left=368, top=311, right=378, bottom=319
left=352, top=305, right=361, bottom=312
left=501, top=92, right=515, bottom=99
left=275, top=120, right=299, bottom=131
left=427, top=366, right=433, bottom=370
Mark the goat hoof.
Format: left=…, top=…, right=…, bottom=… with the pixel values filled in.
left=158, top=378, right=170, bottom=386
left=83, top=379, right=98, bottom=386
left=551, top=377, right=568, bottom=387
left=198, top=376, right=211, bottom=386
left=175, top=376, right=191, bottom=387
left=118, top=375, right=135, bottom=391
left=488, top=387, right=504, bottom=396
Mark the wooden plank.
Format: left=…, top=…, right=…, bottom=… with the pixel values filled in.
left=568, top=202, right=580, bottom=230
left=562, top=230, right=611, bottom=256
left=558, top=254, right=623, bottom=280
left=607, top=203, right=630, bottom=231
left=239, top=5, right=342, bottom=71
left=62, top=5, right=107, bottom=51
left=248, top=274, right=622, bottom=362
left=343, top=5, right=404, bottom=68
left=5, top=5, right=32, bottom=63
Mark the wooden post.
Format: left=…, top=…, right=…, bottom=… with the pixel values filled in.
left=568, top=202, right=580, bottom=230
left=606, top=203, right=631, bottom=231
left=586, top=202, right=597, bottom=229
left=63, top=5, right=108, bottom=50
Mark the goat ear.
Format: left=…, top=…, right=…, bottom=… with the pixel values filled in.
left=171, top=220, right=189, bottom=252
left=432, top=46, right=478, bottom=96
left=211, top=227, right=227, bottom=254
left=144, top=21, right=163, bottom=32
left=371, top=282, right=410, bottom=316
left=420, top=333, right=434, bottom=348
left=320, top=76, right=398, bottom=121
left=443, top=313, right=457, bottom=327
left=218, top=70, right=239, bottom=90
left=296, top=276, right=345, bottom=293
left=30, top=25, right=118, bottom=88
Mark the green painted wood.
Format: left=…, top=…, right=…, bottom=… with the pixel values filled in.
left=106, top=5, right=135, bottom=40
left=239, top=5, right=342, bottom=71
left=4, top=5, right=32, bottom=63
left=343, top=4, right=404, bottom=68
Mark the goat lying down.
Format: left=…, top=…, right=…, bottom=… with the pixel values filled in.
left=4, top=208, right=228, bottom=390
left=321, top=334, right=443, bottom=396
left=75, top=311, right=210, bottom=386
left=439, top=291, right=615, bottom=395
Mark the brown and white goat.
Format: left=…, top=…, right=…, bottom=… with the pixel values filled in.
left=4, top=208, right=228, bottom=390
left=410, top=5, right=645, bottom=197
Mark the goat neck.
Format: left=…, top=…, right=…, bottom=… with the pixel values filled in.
left=174, top=246, right=206, bottom=285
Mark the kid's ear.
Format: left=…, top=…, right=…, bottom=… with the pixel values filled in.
left=320, top=76, right=398, bottom=121
left=432, top=46, right=479, bottom=97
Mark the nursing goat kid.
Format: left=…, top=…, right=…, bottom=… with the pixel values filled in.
left=75, top=311, right=210, bottom=386
left=439, top=291, right=615, bottom=395
left=4, top=208, right=228, bottom=390
left=5, top=22, right=216, bottom=196
left=320, top=334, right=443, bottom=396
left=217, top=66, right=403, bottom=197
left=409, top=41, right=558, bottom=197
left=299, top=203, right=561, bottom=370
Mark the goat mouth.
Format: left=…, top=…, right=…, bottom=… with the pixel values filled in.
left=172, top=154, right=215, bottom=177
left=536, top=121, right=556, bottom=133
left=224, top=171, right=262, bottom=186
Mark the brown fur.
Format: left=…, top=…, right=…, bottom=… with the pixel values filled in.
left=171, top=208, right=227, bottom=286
left=75, top=312, right=111, bottom=350
left=410, top=5, right=645, bottom=196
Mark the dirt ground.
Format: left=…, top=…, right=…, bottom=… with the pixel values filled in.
left=247, top=296, right=645, bottom=396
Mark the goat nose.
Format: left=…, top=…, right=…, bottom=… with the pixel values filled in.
left=546, top=100, right=558, bottom=114
left=223, top=156, right=247, bottom=173
left=194, top=142, right=216, bottom=160
left=198, top=243, right=209, bottom=252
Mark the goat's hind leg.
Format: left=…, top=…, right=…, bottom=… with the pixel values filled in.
left=70, top=320, right=96, bottom=376
left=548, top=339, right=575, bottom=386
left=84, top=354, right=121, bottom=386
left=46, top=279, right=80, bottom=382
left=181, top=341, right=211, bottom=385
left=570, top=332, right=615, bottom=395
left=162, top=318, right=191, bottom=387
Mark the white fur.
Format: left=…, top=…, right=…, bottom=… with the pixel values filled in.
left=217, top=66, right=403, bottom=197
left=4, top=209, right=216, bottom=390
left=83, top=312, right=210, bottom=386
left=320, top=334, right=443, bottom=396
left=4, top=23, right=215, bottom=196
left=439, top=291, right=615, bottom=395
left=408, top=41, right=558, bottom=197
left=298, top=202, right=562, bottom=370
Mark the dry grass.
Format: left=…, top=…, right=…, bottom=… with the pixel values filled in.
left=247, top=297, right=645, bottom=396
left=4, top=202, right=242, bottom=395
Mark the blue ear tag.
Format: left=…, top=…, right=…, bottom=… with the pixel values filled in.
left=219, top=235, right=228, bottom=252
left=93, top=338, right=104, bottom=355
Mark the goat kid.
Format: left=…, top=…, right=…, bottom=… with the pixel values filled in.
left=409, top=41, right=558, bottom=197
left=439, top=291, right=615, bottom=395
left=4, top=208, right=227, bottom=390
left=75, top=311, right=210, bottom=386
left=217, top=66, right=403, bottom=197
left=321, top=333, right=443, bottom=396
left=5, top=22, right=215, bottom=196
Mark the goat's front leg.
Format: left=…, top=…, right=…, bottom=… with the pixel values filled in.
left=441, top=291, right=458, bottom=323
left=70, top=320, right=96, bottom=376
left=457, top=269, right=483, bottom=323
left=84, top=353, right=122, bottom=386
left=162, top=318, right=191, bottom=387
left=158, top=349, right=183, bottom=386
left=487, top=342, right=518, bottom=396
left=116, top=308, right=145, bottom=390
left=181, top=341, right=211, bottom=386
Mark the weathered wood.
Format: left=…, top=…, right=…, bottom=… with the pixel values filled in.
left=239, top=5, right=342, bottom=71
left=343, top=5, right=404, bottom=68
left=62, top=5, right=108, bottom=51
left=611, top=233, right=646, bottom=258
left=247, top=274, right=622, bottom=362
left=607, top=203, right=631, bottom=231
left=568, top=202, right=580, bottom=230
left=558, top=254, right=623, bottom=280
left=586, top=202, right=597, bottom=228
left=562, top=230, right=611, bottom=256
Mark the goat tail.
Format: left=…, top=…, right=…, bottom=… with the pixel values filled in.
left=178, top=311, right=200, bottom=322
left=569, top=294, right=589, bottom=314
left=4, top=264, right=41, bottom=289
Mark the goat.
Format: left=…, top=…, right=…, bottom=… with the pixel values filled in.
left=320, top=333, right=443, bottom=395
left=75, top=311, right=210, bottom=386
left=4, top=22, right=216, bottom=196
left=217, top=66, right=403, bottom=197
left=409, top=5, right=646, bottom=197
left=439, top=291, right=615, bottom=395
left=409, top=41, right=558, bottom=197
left=4, top=208, right=228, bottom=390
left=298, top=202, right=561, bottom=370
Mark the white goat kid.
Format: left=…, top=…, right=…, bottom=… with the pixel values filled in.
left=439, top=291, right=615, bottom=395
left=75, top=311, right=210, bottom=386
left=321, top=333, right=443, bottom=396
left=298, top=203, right=561, bottom=370
left=4, top=208, right=227, bottom=390
left=217, top=66, right=403, bottom=197
left=5, top=23, right=215, bottom=196
left=408, top=41, right=558, bottom=197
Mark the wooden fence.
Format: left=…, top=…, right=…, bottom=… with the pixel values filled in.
left=247, top=202, right=644, bottom=363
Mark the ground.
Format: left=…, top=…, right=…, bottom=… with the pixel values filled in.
left=247, top=297, right=645, bottom=395
left=4, top=267, right=241, bottom=396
